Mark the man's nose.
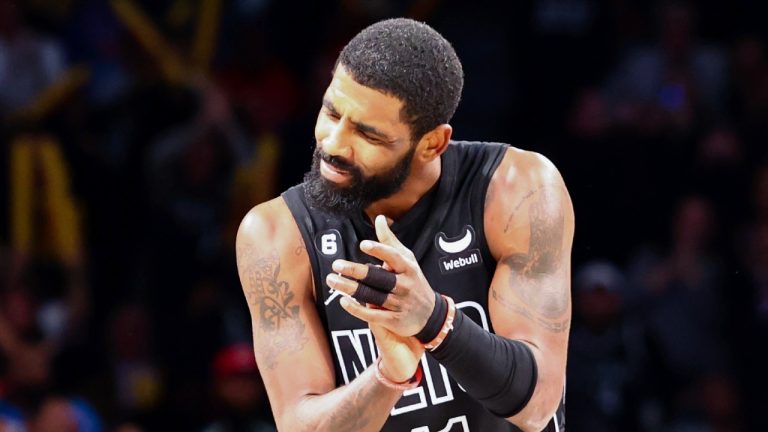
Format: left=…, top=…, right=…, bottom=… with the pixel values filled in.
left=321, top=120, right=353, bottom=160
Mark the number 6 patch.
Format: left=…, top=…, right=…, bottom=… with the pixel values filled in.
left=315, top=229, right=342, bottom=258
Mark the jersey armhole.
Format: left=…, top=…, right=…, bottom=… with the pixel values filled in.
left=280, top=187, right=328, bottom=325
left=475, top=143, right=508, bottom=275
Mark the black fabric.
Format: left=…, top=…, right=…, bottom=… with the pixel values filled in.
left=431, top=309, right=538, bottom=417
left=348, top=178, right=441, bottom=260
left=415, top=293, right=447, bottom=343
left=361, top=264, right=396, bottom=292
left=352, top=282, right=389, bottom=306
left=282, top=141, right=564, bottom=432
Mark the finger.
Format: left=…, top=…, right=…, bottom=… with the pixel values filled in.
left=340, top=296, right=391, bottom=325
left=360, top=240, right=409, bottom=274
left=327, top=273, right=391, bottom=307
left=332, top=261, right=397, bottom=293
left=332, top=259, right=370, bottom=281
left=374, top=214, right=406, bottom=249
left=369, top=322, right=388, bottom=341
left=326, top=273, right=358, bottom=297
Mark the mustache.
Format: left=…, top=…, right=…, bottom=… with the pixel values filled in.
left=315, top=148, right=358, bottom=173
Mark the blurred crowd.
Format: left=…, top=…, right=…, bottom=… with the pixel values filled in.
left=1, top=0, right=766, bottom=431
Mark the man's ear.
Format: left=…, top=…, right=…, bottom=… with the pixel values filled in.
left=415, top=124, right=452, bottom=162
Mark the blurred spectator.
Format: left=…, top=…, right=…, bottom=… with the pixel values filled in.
left=696, top=126, right=743, bottom=168
left=732, top=36, right=768, bottom=158
left=0, top=255, right=91, bottom=422
left=569, top=87, right=610, bottom=140
left=629, top=195, right=741, bottom=431
left=107, top=304, right=162, bottom=423
left=144, top=79, right=253, bottom=263
left=567, top=260, right=647, bottom=432
left=0, top=398, right=25, bottom=432
left=582, top=1, right=728, bottom=137
left=202, top=343, right=274, bottom=432
left=0, top=0, right=67, bottom=117
left=159, top=273, right=233, bottom=430
left=689, top=126, right=750, bottom=231
left=28, top=396, right=102, bottom=432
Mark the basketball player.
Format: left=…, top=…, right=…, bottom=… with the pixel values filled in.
left=236, top=18, right=573, bottom=432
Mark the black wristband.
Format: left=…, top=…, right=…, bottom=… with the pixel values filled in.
left=430, top=310, right=538, bottom=417
left=414, top=293, right=447, bottom=343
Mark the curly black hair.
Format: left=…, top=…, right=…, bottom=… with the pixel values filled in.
left=336, top=18, right=464, bottom=142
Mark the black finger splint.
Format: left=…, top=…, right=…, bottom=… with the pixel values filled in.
left=362, top=264, right=397, bottom=292
left=352, top=282, right=389, bottom=306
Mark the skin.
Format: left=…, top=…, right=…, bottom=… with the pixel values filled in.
left=236, top=65, right=573, bottom=431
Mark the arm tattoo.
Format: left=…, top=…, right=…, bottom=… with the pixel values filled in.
left=504, top=186, right=564, bottom=273
left=503, top=188, right=538, bottom=233
left=237, top=247, right=308, bottom=369
left=295, top=237, right=308, bottom=256
left=492, top=288, right=570, bottom=333
left=499, top=185, right=571, bottom=328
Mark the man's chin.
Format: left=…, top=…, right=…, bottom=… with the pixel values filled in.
left=303, top=173, right=364, bottom=215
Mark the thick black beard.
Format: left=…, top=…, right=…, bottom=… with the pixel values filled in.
left=303, top=146, right=415, bottom=216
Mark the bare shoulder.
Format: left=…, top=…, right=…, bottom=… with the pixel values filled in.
left=489, top=147, right=566, bottom=197
left=238, top=197, right=297, bottom=247
left=236, top=196, right=309, bottom=264
left=484, top=147, right=574, bottom=261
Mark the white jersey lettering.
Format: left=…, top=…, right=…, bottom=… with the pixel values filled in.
left=411, top=415, right=470, bottom=432
left=330, top=303, right=490, bottom=416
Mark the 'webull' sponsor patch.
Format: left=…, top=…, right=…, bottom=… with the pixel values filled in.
left=439, top=249, right=483, bottom=274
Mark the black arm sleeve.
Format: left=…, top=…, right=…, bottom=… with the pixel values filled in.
left=429, top=308, right=538, bottom=417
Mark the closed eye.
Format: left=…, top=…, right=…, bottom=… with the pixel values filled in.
left=324, top=107, right=341, bottom=120
left=359, top=130, right=383, bottom=143
left=322, top=98, right=393, bottom=145
left=322, top=98, right=342, bottom=120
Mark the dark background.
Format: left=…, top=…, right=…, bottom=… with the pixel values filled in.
left=1, top=0, right=767, bottom=431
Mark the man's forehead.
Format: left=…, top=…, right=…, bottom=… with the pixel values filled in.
left=325, top=66, right=405, bottom=127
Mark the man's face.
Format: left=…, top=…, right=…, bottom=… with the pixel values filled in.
left=304, top=65, right=417, bottom=215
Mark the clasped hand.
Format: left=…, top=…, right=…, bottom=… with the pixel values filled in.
left=326, top=214, right=436, bottom=336
left=325, top=215, right=436, bottom=382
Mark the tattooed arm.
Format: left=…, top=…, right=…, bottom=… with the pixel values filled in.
left=484, top=148, right=574, bottom=431
left=236, top=198, right=409, bottom=431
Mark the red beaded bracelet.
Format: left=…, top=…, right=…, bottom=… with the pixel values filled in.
left=424, top=295, right=456, bottom=351
left=374, top=358, right=423, bottom=391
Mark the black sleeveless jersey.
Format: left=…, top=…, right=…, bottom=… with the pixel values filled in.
left=283, top=141, right=566, bottom=432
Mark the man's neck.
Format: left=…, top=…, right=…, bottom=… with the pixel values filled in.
left=364, top=156, right=442, bottom=223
